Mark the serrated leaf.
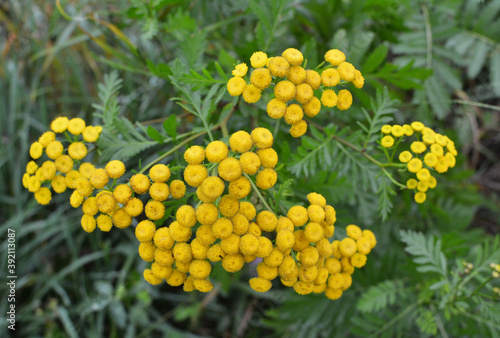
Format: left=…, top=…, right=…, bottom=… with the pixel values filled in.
left=363, top=44, right=389, bottom=73
left=357, top=280, right=403, bottom=313
left=425, top=76, right=449, bottom=119
left=467, top=40, right=490, bottom=79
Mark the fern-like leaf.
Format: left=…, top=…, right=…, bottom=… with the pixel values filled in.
left=400, top=230, right=448, bottom=278
left=357, top=279, right=403, bottom=313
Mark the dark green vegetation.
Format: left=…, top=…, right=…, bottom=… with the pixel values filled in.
left=1, top=0, right=499, bottom=336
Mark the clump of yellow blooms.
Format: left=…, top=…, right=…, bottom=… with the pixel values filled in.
left=226, top=48, right=364, bottom=138
left=26, top=101, right=381, bottom=304
left=380, top=122, right=458, bottom=204
left=23, top=117, right=103, bottom=205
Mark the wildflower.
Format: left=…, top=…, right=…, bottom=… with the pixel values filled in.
left=256, top=236, right=273, bottom=258
left=263, top=248, right=284, bottom=267
left=284, top=104, right=304, bottom=125
left=70, top=190, right=84, bottom=208
left=206, top=140, right=229, bottom=163
left=196, top=203, right=219, bottom=225
left=352, top=70, right=365, bottom=89
left=221, top=233, right=241, bottom=255
left=97, top=192, right=116, bottom=214
left=68, top=142, right=88, bottom=160
left=184, top=164, right=208, bottom=187
left=227, top=77, right=247, bottom=96
left=76, top=178, right=93, bottom=197
left=250, top=51, right=268, bottom=68
left=170, top=221, right=192, bottom=242
left=407, top=178, right=418, bottom=189
left=267, top=99, right=287, bottom=119
left=339, top=238, right=357, bottom=257
left=82, top=126, right=99, bottom=142
left=251, top=127, right=273, bottom=149
left=113, top=184, right=132, bottom=204
left=242, top=84, right=262, bottom=103
left=96, top=214, right=113, bottom=232
left=427, top=176, right=437, bottom=189
left=321, top=89, right=337, bottom=107
left=399, top=151, right=412, bottom=163
left=300, top=246, right=320, bottom=266
left=51, top=117, right=69, bottom=133
left=105, top=160, right=126, bottom=179
left=295, top=83, right=314, bottom=104
left=276, top=230, right=294, bottom=252
left=112, top=208, right=133, bottom=229
left=218, top=157, right=243, bottom=182
left=232, top=213, right=250, bottom=235
left=257, top=148, right=278, bottom=168
left=154, top=227, right=174, bottom=250
left=229, top=130, right=253, bottom=153
left=381, top=135, right=394, bottom=148
left=124, top=197, right=143, bottom=217
left=130, top=173, right=151, bottom=194
left=324, top=49, right=346, bottom=66
left=391, top=125, right=404, bottom=138
left=29, top=142, right=43, bottom=159
left=51, top=175, right=67, bottom=193
left=239, top=201, right=257, bottom=220
left=356, top=237, right=372, bottom=255
left=248, top=222, right=262, bottom=237
left=282, top=48, right=303, bottom=66
left=287, top=66, right=307, bottom=84
left=212, top=217, right=233, bottom=239
left=407, top=158, right=423, bottom=173
left=274, top=80, right=296, bottom=102
left=81, top=215, right=96, bottom=233
left=40, top=161, right=56, bottom=180
left=304, top=222, right=324, bottom=243
left=200, top=176, right=225, bottom=200
left=287, top=205, right=308, bottom=227
left=424, top=153, right=438, bottom=167
left=34, top=187, right=51, bottom=205
left=268, top=56, right=290, bottom=77
left=337, top=89, right=353, bottom=110
left=228, top=176, right=251, bottom=199
left=256, top=210, right=277, bottom=232
left=414, top=192, right=426, bottom=203
left=402, top=124, right=413, bottom=136
left=346, top=224, right=363, bottom=240
left=55, top=155, right=73, bottom=173
left=445, top=153, right=456, bottom=168
left=411, top=121, right=425, bottom=132
left=434, top=156, right=449, bottom=173
left=151, top=263, right=173, bottom=280
left=82, top=197, right=98, bottom=216
left=79, top=162, right=95, bottom=179
left=256, top=168, right=277, bottom=190
left=337, top=62, right=356, bottom=81
left=321, top=68, right=340, bottom=87
left=305, top=69, right=322, bottom=89
left=90, top=168, right=109, bottom=189
left=423, top=134, right=435, bottom=145
left=218, top=195, right=240, bottom=218
left=232, top=63, right=248, bottom=77
left=166, top=269, right=187, bottom=287
left=135, top=220, right=156, bottom=242
left=417, top=181, right=428, bottom=192
left=207, top=243, right=225, bottom=262
left=191, top=238, right=209, bottom=260
left=222, top=253, right=245, bottom=272
left=189, top=260, right=212, bottom=279
left=45, top=141, right=63, bottom=160
left=303, top=97, right=321, bottom=118
left=68, top=118, right=86, bottom=135
left=249, top=277, right=272, bottom=292
left=145, top=200, right=165, bottom=220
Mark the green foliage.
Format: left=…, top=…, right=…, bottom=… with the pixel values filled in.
left=357, top=279, right=404, bottom=313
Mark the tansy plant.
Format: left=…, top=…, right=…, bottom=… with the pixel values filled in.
left=24, top=48, right=457, bottom=299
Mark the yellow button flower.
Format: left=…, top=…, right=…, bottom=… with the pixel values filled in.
left=196, top=203, right=219, bottom=225
left=105, top=160, right=126, bottom=179
left=145, top=200, right=165, bottom=220
left=113, top=184, right=132, bottom=204
left=274, top=80, right=296, bottom=102
left=399, top=151, right=412, bottom=163
left=34, top=187, right=52, bottom=205
left=90, top=168, right=109, bottom=189
left=381, top=135, right=394, bottom=148
left=222, top=253, right=245, bottom=272
left=229, top=130, right=253, bottom=153
left=138, top=242, right=156, bottom=262
left=81, top=215, right=96, bottom=233
left=268, top=56, right=290, bottom=77
left=251, top=128, right=273, bottom=149
left=303, top=97, right=321, bottom=118
left=242, top=84, right=262, bottom=103
left=289, top=120, right=308, bottom=138
left=212, top=217, right=233, bottom=239
left=414, top=192, right=426, bottom=203
left=339, top=237, right=357, bottom=257
left=82, top=197, right=98, bottom=216
left=239, top=201, right=256, bottom=220
left=391, top=125, right=404, bottom=138
left=113, top=208, right=133, bottom=229
left=346, top=224, right=363, bottom=240
left=250, top=51, right=268, bottom=68
left=284, top=104, right=303, bottom=125
left=416, top=168, right=431, bottom=181
left=29, top=142, right=43, bottom=159
left=68, top=118, right=86, bottom=135
left=232, top=63, right=248, bottom=77
left=407, top=158, right=423, bottom=173
left=324, top=49, right=346, bottom=66
left=96, top=192, right=116, bottom=214
left=249, top=277, right=272, bottom=292
left=256, top=168, right=277, bottom=190
left=168, top=180, right=185, bottom=199
left=402, top=124, right=414, bottom=136
left=424, top=153, right=438, bottom=167
left=227, top=77, right=247, bottom=96
left=295, top=83, right=313, bottom=104
left=239, top=151, right=261, bottom=175
left=176, top=205, right=197, bottom=228
left=321, top=68, right=340, bottom=87
left=149, top=164, right=171, bottom=183
left=321, top=89, right=338, bottom=107
left=82, top=126, right=100, bottom=142
left=304, top=222, right=324, bottom=243
left=305, top=69, right=322, bottom=89
left=266, top=99, right=287, bottom=119
left=51, top=117, right=69, bottom=133
left=337, top=62, right=356, bottom=81
left=96, top=214, right=113, bottom=232
left=39, top=131, right=56, bottom=147
left=411, top=121, right=425, bottom=132
left=352, top=69, right=365, bottom=89
left=282, top=48, right=303, bottom=66
left=337, top=89, right=353, bottom=110
left=406, top=178, right=418, bottom=189
left=130, top=173, right=150, bottom=194
left=55, top=155, right=73, bottom=174
left=381, top=125, right=392, bottom=134
left=250, top=68, right=272, bottom=90
left=124, top=197, right=144, bottom=217
left=79, top=162, right=95, bottom=179
left=287, top=66, right=306, bottom=84
left=184, top=164, right=208, bottom=187
left=206, top=140, right=229, bottom=163
left=68, top=142, right=88, bottom=160
left=218, top=157, right=243, bottom=182
left=218, top=195, right=240, bottom=218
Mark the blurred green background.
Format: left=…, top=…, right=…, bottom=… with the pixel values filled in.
left=1, top=0, right=499, bottom=337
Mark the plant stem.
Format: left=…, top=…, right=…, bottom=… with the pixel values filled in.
left=369, top=302, right=418, bottom=338
left=243, top=173, right=273, bottom=212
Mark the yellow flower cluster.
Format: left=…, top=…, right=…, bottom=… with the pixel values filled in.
left=141, top=127, right=281, bottom=290
left=249, top=199, right=377, bottom=300
left=227, top=48, right=364, bottom=138
left=22, top=117, right=102, bottom=205
left=381, top=122, right=458, bottom=203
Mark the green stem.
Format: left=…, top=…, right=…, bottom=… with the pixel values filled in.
left=273, top=118, right=281, bottom=140
left=332, top=135, right=406, bottom=189
left=369, top=303, right=418, bottom=338
left=138, top=131, right=207, bottom=175
left=244, top=173, right=273, bottom=212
